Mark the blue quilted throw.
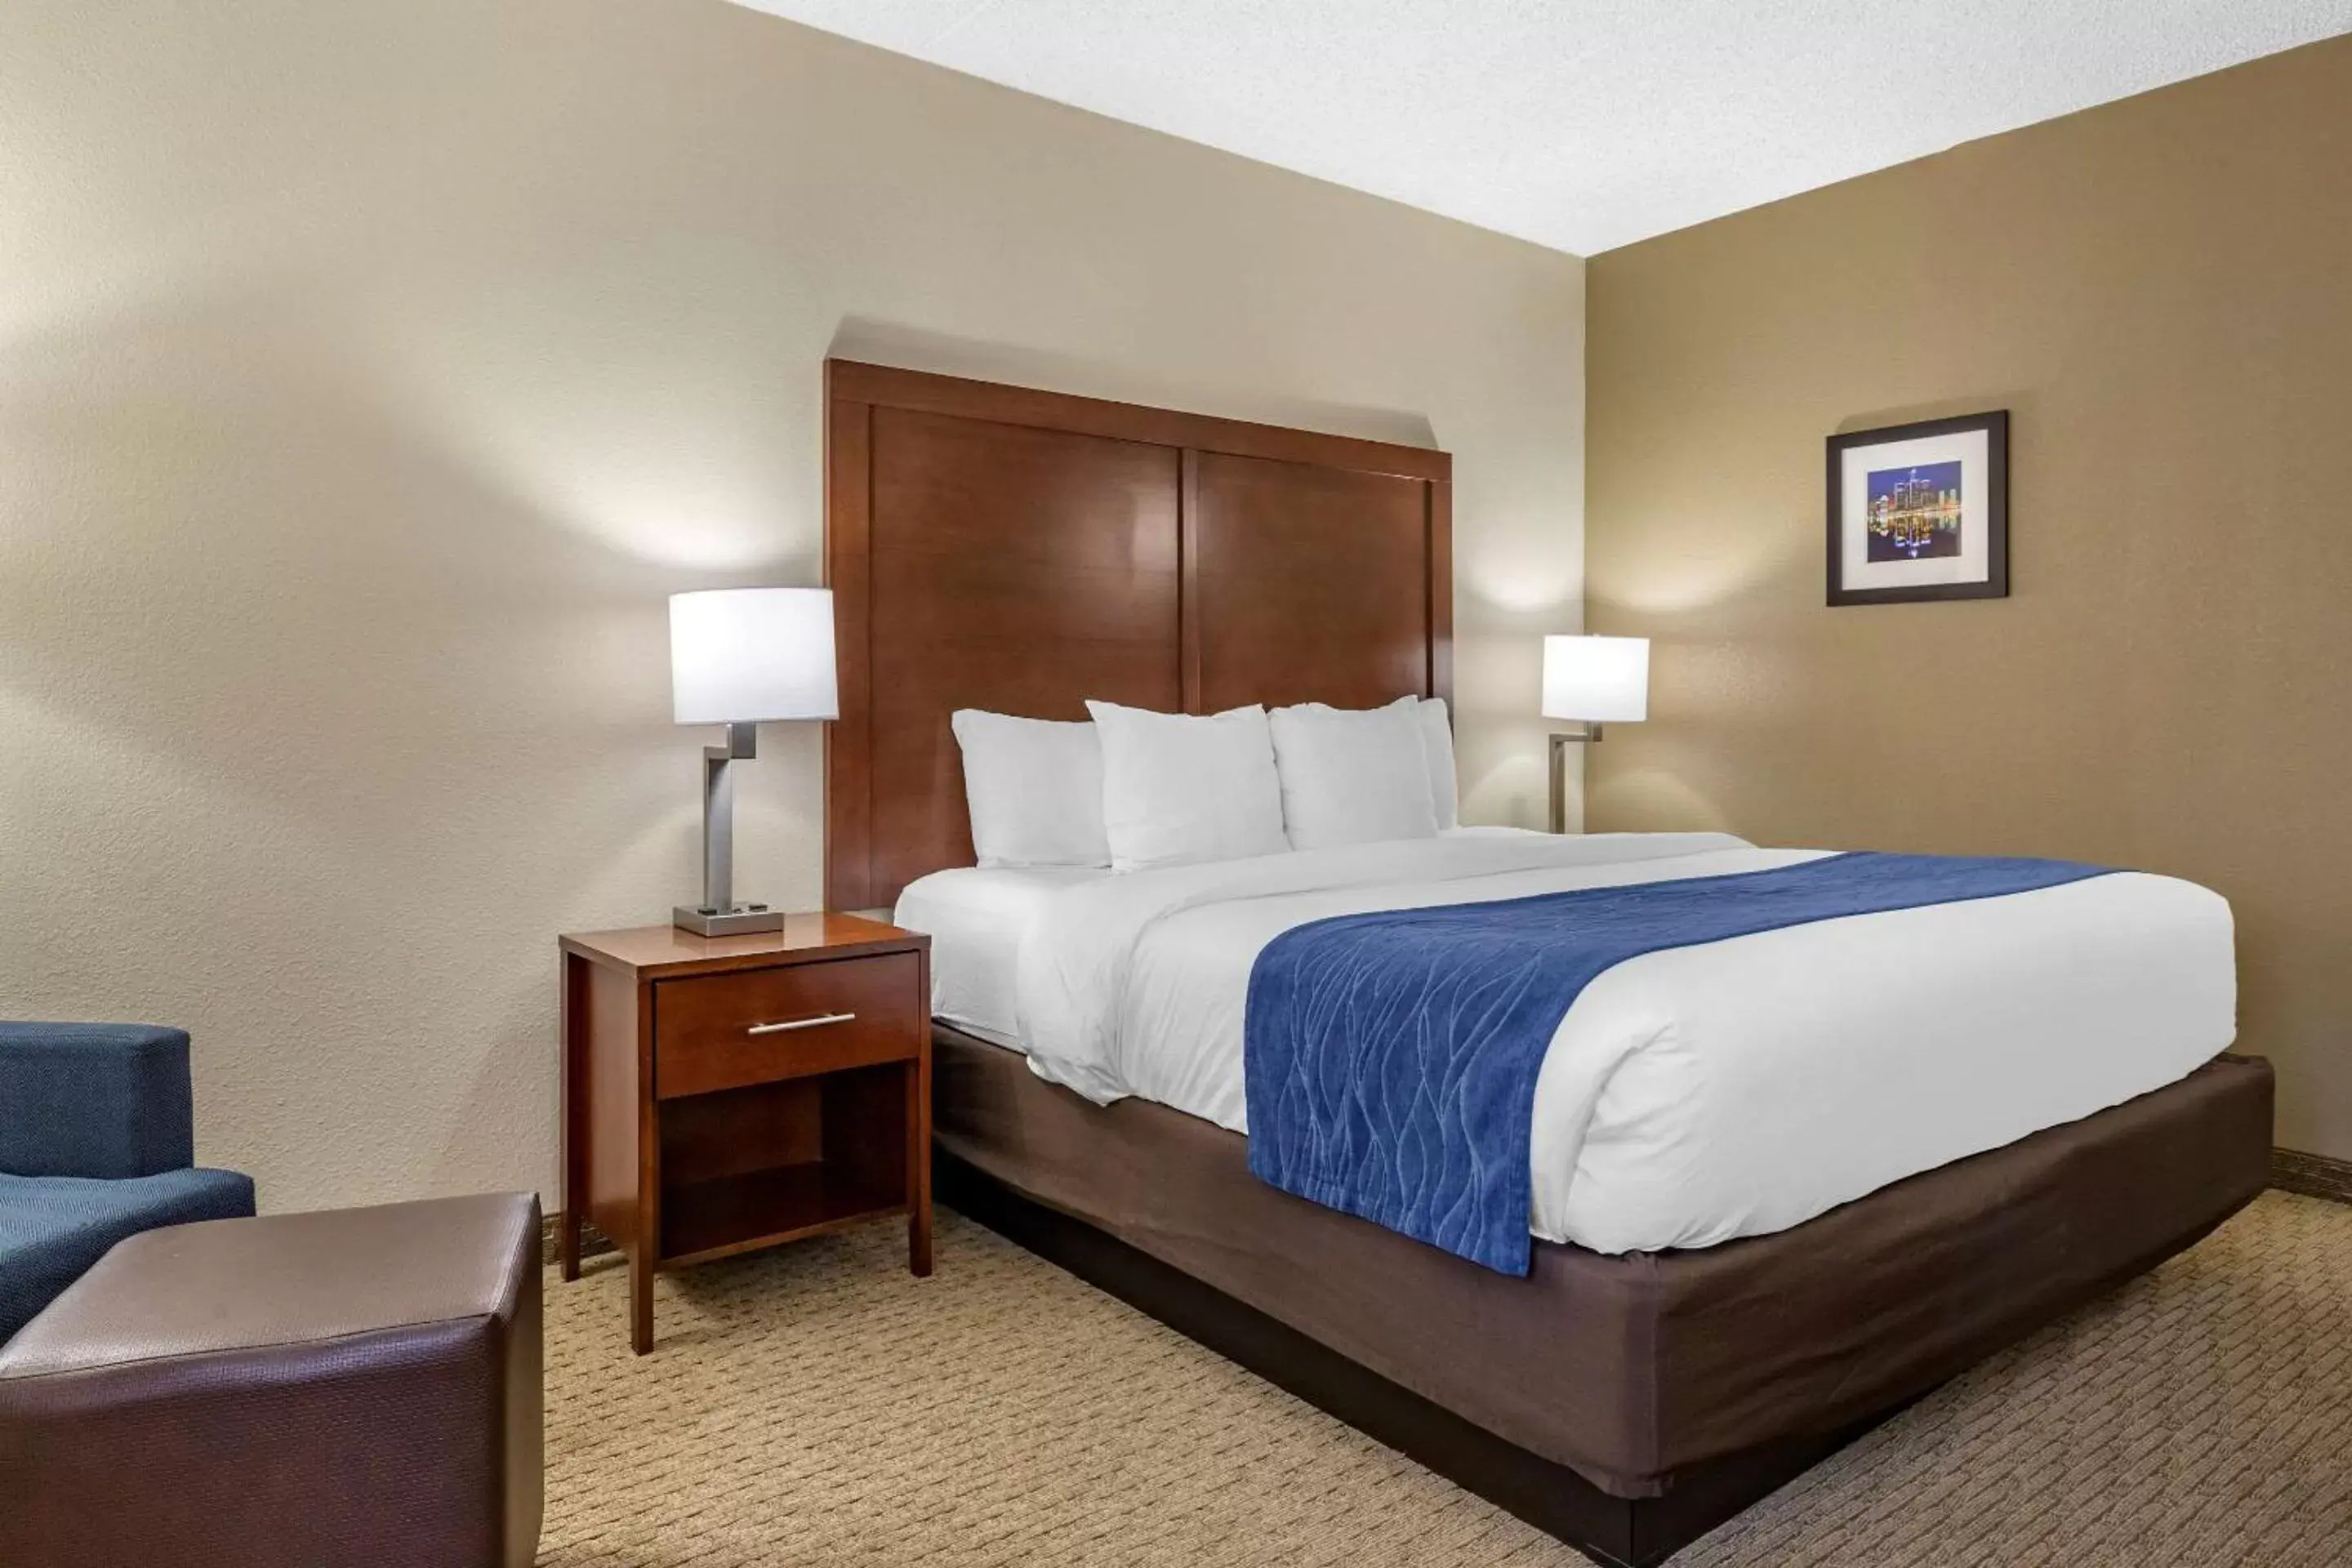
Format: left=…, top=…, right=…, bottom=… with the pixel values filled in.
left=1242, top=850, right=2117, bottom=1274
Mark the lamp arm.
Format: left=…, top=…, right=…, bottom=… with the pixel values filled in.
left=1546, top=724, right=1604, bottom=835
left=700, top=722, right=758, bottom=913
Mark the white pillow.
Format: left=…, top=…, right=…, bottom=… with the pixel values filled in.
left=1268, top=697, right=1441, bottom=851
left=951, top=710, right=1111, bottom=868
left=1414, top=696, right=1460, bottom=830
left=1085, top=701, right=1290, bottom=872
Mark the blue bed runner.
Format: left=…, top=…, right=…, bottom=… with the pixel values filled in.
left=1242, top=850, right=2116, bottom=1274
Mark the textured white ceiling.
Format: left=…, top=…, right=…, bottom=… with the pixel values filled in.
left=728, top=1, right=2350, bottom=254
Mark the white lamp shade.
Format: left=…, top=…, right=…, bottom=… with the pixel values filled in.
left=1542, top=635, right=1649, bottom=723
left=669, top=587, right=840, bottom=724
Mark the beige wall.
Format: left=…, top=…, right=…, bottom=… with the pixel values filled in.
left=1587, top=37, right=2352, bottom=1159
left=0, top=0, right=1585, bottom=1209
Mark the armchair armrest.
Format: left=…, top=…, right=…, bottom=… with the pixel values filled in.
left=0, top=1022, right=195, bottom=1179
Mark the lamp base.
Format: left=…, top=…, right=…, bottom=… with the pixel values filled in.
left=672, top=902, right=786, bottom=938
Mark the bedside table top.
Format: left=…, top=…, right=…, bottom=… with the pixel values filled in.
left=560, top=912, right=924, bottom=980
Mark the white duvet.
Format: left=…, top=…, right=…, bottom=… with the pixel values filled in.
left=940, top=833, right=2235, bottom=1254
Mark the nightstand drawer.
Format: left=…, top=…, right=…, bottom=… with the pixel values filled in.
left=654, top=952, right=922, bottom=1100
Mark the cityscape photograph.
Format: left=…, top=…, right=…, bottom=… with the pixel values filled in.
left=1865, top=460, right=1964, bottom=559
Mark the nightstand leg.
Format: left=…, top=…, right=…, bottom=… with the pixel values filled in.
left=907, top=1049, right=933, bottom=1277
left=559, top=951, right=589, bottom=1286
left=629, top=1253, right=655, bottom=1354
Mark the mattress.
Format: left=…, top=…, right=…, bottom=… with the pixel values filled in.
left=902, top=831, right=2238, bottom=1255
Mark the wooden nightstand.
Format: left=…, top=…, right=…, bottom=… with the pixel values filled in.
left=556, top=914, right=931, bottom=1353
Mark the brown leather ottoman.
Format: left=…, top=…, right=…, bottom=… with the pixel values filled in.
left=0, top=1192, right=542, bottom=1568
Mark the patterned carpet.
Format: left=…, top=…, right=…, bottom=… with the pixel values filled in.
left=541, top=1193, right=2352, bottom=1566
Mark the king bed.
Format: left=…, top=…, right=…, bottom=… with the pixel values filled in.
left=821, top=359, right=2273, bottom=1566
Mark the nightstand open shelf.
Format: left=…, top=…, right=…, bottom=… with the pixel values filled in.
left=559, top=914, right=932, bottom=1352
left=655, top=1061, right=913, bottom=1267
left=661, top=1162, right=902, bottom=1267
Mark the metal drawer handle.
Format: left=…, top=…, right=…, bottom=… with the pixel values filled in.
left=746, top=1012, right=857, bottom=1036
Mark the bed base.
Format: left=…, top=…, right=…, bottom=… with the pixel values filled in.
left=939, top=1149, right=1903, bottom=1567
left=933, top=1032, right=2274, bottom=1566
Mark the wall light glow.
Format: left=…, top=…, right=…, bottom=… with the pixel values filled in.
left=1598, top=519, right=1811, bottom=617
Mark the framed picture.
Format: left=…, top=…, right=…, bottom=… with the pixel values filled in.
left=1826, top=410, right=2007, bottom=606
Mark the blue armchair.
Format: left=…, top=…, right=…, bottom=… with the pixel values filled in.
left=0, top=1022, right=256, bottom=1341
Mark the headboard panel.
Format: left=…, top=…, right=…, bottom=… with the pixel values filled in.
left=1189, top=451, right=1446, bottom=713
left=825, top=359, right=1451, bottom=911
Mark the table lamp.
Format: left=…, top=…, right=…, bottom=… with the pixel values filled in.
left=669, top=586, right=838, bottom=936
left=1541, top=634, right=1648, bottom=834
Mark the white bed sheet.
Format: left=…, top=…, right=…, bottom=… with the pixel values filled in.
left=893, top=830, right=1544, bottom=1045
left=893, top=865, right=1107, bottom=1049
left=1000, top=833, right=2238, bottom=1255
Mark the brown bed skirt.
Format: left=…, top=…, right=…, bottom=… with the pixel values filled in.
left=934, top=1030, right=2273, bottom=1499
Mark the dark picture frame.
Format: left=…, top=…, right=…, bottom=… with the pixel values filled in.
left=1826, top=410, right=2008, bottom=606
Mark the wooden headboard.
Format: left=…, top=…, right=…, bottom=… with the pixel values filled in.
left=823, top=359, right=1452, bottom=911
